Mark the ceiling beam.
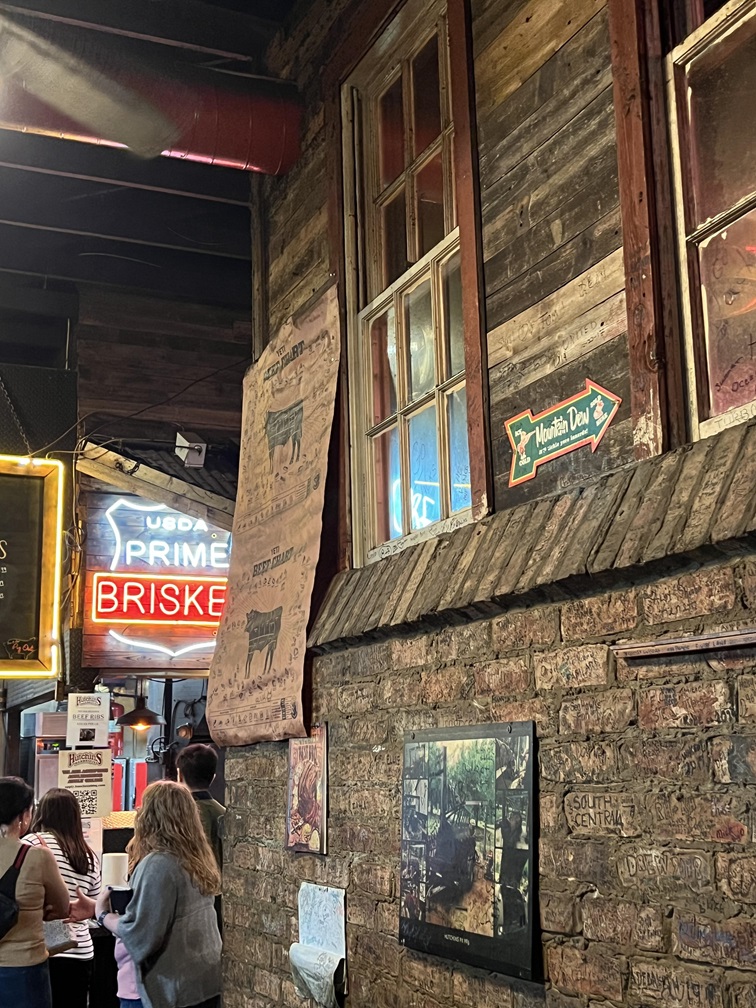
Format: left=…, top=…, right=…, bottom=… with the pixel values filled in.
left=0, top=131, right=252, bottom=204
left=0, top=278, right=77, bottom=318
left=0, top=0, right=277, bottom=61
left=0, top=223, right=251, bottom=306
left=0, top=165, right=251, bottom=258
left=76, top=442, right=235, bottom=531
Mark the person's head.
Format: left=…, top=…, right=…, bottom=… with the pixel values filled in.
left=0, top=777, right=34, bottom=837
left=31, top=788, right=95, bottom=874
left=176, top=743, right=217, bottom=791
left=129, top=780, right=220, bottom=896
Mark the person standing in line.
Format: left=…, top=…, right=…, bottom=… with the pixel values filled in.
left=0, top=777, right=69, bottom=1008
left=175, top=744, right=225, bottom=870
left=176, top=744, right=225, bottom=934
left=95, top=780, right=221, bottom=1008
left=23, top=788, right=101, bottom=1008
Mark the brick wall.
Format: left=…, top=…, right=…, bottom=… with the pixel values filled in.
left=222, top=554, right=756, bottom=1007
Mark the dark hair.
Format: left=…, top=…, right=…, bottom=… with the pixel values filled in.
left=176, top=743, right=217, bottom=789
left=31, top=788, right=96, bottom=875
left=0, top=776, right=34, bottom=827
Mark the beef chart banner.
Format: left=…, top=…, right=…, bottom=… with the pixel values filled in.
left=207, top=285, right=339, bottom=745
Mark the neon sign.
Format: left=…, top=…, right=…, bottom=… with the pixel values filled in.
left=105, top=499, right=229, bottom=571
left=92, top=572, right=227, bottom=626
left=88, top=498, right=231, bottom=659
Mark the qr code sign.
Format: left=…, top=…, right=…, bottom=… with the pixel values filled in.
left=73, top=789, right=99, bottom=816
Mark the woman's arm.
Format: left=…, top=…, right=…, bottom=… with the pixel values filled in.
left=40, top=848, right=70, bottom=920
left=101, top=854, right=179, bottom=962
left=95, top=889, right=119, bottom=935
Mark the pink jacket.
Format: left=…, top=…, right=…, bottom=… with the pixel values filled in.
left=114, top=937, right=140, bottom=1000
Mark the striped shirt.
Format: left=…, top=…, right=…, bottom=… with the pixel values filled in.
left=23, top=831, right=101, bottom=959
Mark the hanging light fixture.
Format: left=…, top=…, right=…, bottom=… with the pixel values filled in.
left=116, top=682, right=165, bottom=732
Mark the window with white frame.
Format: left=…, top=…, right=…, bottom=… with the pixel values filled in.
left=667, top=0, right=756, bottom=437
left=343, top=0, right=472, bottom=562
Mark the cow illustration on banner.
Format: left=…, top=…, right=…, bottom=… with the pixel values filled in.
left=206, top=285, right=340, bottom=745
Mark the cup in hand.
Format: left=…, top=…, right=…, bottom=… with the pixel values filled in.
left=108, top=886, right=133, bottom=915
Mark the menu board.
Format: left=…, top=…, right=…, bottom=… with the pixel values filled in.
left=0, top=456, right=64, bottom=677
left=0, top=472, right=44, bottom=663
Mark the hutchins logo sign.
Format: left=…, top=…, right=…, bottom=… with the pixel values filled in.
left=74, top=695, right=102, bottom=709
left=68, top=752, right=104, bottom=767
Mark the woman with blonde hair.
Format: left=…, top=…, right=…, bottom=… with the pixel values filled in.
left=95, top=780, right=221, bottom=1008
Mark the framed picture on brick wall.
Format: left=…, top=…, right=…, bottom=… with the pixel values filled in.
left=399, top=722, right=535, bottom=978
left=286, top=724, right=328, bottom=854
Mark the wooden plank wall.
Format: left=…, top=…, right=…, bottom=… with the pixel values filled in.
left=261, top=4, right=349, bottom=337
left=75, top=286, right=252, bottom=433
left=259, top=0, right=630, bottom=511
left=473, top=0, right=630, bottom=508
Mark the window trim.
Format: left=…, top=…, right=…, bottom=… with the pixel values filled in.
left=356, top=228, right=466, bottom=554
left=608, top=0, right=756, bottom=452
left=607, top=0, right=684, bottom=457
left=339, top=0, right=489, bottom=566
left=666, top=0, right=756, bottom=439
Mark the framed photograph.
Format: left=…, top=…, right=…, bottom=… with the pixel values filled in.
left=399, top=722, right=535, bottom=979
left=286, top=723, right=327, bottom=854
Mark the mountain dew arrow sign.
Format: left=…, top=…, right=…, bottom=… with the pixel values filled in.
left=505, top=379, right=622, bottom=486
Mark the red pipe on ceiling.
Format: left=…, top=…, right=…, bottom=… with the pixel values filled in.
left=0, top=14, right=302, bottom=175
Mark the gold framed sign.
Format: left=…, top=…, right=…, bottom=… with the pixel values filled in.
left=0, top=455, right=64, bottom=678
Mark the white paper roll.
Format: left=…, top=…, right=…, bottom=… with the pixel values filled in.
left=289, top=943, right=343, bottom=1008
left=101, top=853, right=128, bottom=889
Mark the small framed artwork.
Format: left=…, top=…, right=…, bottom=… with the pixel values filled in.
left=286, top=723, right=327, bottom=854
left=399, top=722, right=535, bottom=979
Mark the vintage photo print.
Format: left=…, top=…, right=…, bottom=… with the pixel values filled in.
left=399, top=722, right=535, bottom=979
left=286, top=723, right=327, bottom=854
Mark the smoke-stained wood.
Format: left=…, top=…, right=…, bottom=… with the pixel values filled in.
left=76, top=286, right=250, bottom=433
left=474, top=1, right=627, bottom=508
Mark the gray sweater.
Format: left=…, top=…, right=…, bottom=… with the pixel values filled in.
left=117, top=852, right=221, bottom=1008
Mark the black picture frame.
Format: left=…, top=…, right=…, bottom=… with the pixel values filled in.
left=399, top=722, right=536, bottom=979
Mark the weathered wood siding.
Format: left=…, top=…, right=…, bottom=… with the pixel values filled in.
left=473, top=0, right=629, bottom=507
left=260, top=0, right=628, bottom=514
left=75, top=286, right=251, bottom=433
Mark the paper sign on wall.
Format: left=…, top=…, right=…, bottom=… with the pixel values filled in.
left=66, top=693, right=109, bottom=748
left=207, top=284, right=340, bottom=746
left=59, top=749, right=112, bottom=818
left=81, top=817, right=103, bottom=858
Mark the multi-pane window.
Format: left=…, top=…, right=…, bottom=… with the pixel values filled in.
left=667, top=0, right=756, bottom=436
left=343, top=0, right=472, bottom=561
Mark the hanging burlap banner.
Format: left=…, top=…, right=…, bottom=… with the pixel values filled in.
left=207, top=285, right=339, bottom=745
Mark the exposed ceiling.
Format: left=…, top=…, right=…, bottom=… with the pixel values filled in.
left=0, top=0, right=299, bottom=317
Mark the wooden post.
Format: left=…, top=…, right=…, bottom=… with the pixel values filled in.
left=607, top=0, right=685, bottom=457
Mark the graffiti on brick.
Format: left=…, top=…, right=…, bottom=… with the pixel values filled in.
left=639, top=683, right=734, bottom=729
left=617, top=848, right=711, bottom=891
left=630, top=962, right=723, bottom=1008
left=620, top=738, right=708, bottom=781
left=647, top=792, right=749, bottom=843
left=711, top=736, right=756, bottom=784
left=540, top=743, right=616, bottom=783
left=564, top=791, right=639, bottom=836
left=675, top=914, right=756, bottom=967
left=716, top=854, right=756, bottom=903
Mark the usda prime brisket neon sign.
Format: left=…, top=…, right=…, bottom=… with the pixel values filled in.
left=91, top=499, right=230, bottom=636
